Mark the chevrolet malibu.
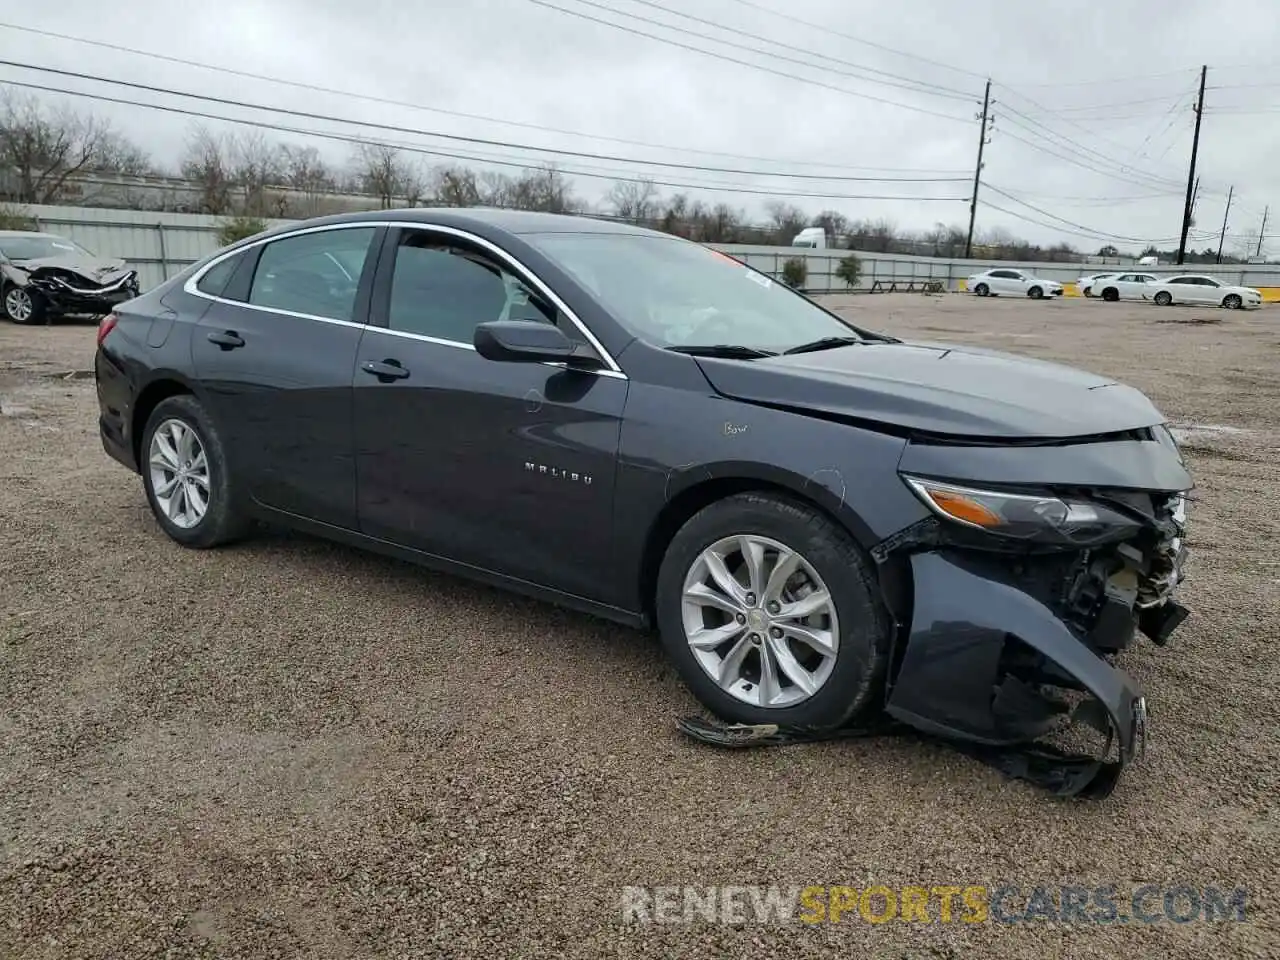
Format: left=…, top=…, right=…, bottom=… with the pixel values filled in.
left=95, top=210, right=1192, bottom=781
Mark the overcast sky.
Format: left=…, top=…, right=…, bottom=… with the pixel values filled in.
left=3, top=0, right=1280, bottom=254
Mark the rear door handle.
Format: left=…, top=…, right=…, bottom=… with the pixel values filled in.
left=361, top=359, right=410, bottom=382
left=207, top=330, right=245, bottom=349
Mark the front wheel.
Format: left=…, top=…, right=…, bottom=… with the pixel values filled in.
left=1223, top=294, right=1242, bottom=309
left=655, top=492, right=891, bottom=729
left=141, top=394, right=249, bottom=548
left=1154, top=291, right=1173, bottom=306
left=1028, top=286, right=1044, bottom=299
left=974, top=283, right=989, bottom=297
left=3, top=285, right=44, bottom=325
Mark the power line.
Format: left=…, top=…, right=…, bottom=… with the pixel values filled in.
left=520, top=0, right=972, bottom=123
left=721, top=0, right=988, bottom=83
left=0, top=78, right=969, bottom=204
left=980, top=200, right=1201, bottom=246
left=0, top=20, right=965, bottom=175
left=0, top=59, right=970, bottom=183
left=603, top=0, right=975, bottom=100
left=983, top=184, right=1173, bottom=244
left=995, top=126, right=1193, bottom=194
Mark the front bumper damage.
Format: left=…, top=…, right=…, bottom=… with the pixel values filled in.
left=875, top=482, right=1190, bottom=797
left=3, top=263, right=140, bottom=316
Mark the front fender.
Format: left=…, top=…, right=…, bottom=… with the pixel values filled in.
left=886, top=551, right=1146, bottom=765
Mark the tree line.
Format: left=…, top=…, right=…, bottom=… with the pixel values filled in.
left=0, top=90, right=1263, bottom=262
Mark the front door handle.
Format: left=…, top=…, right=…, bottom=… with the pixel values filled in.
left=207, top=330, right=245, bottom=350
left=361, top=359, right=410, bottom=382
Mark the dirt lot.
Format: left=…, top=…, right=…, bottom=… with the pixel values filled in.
left=2, top=294, right=1277, bottom=958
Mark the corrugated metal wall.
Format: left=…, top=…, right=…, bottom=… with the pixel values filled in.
left=17, top=204, right=1280, bottom=293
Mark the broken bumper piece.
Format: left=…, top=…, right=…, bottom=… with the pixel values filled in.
left=885, top=550, right=1169, bottom=783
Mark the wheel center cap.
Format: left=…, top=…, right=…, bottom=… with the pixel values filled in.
left=746, top=609, right=768, bottom=632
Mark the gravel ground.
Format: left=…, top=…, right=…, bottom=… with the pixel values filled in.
left=1, top=295, right=1277, bottom=958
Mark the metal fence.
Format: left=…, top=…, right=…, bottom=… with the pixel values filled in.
left=17, top=204, right=1280, bottom=293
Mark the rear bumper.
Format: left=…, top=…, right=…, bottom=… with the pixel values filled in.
left=885, top=550, right=1172, bottom=768
left=95, top=344, right=138, bottom=473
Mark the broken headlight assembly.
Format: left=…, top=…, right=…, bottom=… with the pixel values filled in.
left=902, top=476, right=1143, bottom=546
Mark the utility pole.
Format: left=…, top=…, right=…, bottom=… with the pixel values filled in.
left=964, top=79, right=992, bottom=260
left=1257, top=206, right=1269, bottom=259
left=1216, top=186, right=1233, bottom=264
left=1177, top=65, right=1207, bottom=265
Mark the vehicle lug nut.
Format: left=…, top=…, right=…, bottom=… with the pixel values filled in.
left=770, top=627, right=783, bottom=639
left=745, top=593, right=756, bottom=606
left=736, top=613, right=746, bottom=624
left=767, top=601, right=780, bottom=614
left=749, top=633, right=761, bottom=644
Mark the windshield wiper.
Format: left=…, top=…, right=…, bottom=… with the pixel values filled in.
left=666, top=344, right=778, bottom=359
left=782, top=336, right=864, bottom=356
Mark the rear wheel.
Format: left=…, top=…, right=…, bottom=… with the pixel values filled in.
left=974, top=283, right=989, bottom=297
left=1102, top=287, right=1120, bottom=302
left=656, top=492, right=891, bottom=729
left=1028, top=286, right=1044, bottom=299
left=1223, top=294, right=1242, bottom=309
left=1154, top=291, right=1173, bottom=306
left=3, top=285, right=44, bottom=325
left=141, top=395, right=249, bottom=548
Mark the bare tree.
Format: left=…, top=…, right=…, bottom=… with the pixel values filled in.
left=229, top=131, right=283, bottom=217
left=430, top=165, right=482, bottom=207
left=179, top=125, right=234, bottom=214
left=350, top=143, right=425, bottom=208
left=279, top=144, right=335, bottom=216
left=500, top=165, right=578, bottom=213
left=0, top=90, right=135, bottom=204
left=764, top=201, right=808, bottom=244
left=811, top=210, right=849, bottom=245
left=606, top=178, right=660, bottom=223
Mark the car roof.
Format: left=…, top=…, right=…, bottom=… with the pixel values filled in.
left=257, top=207, right=667, bottom=239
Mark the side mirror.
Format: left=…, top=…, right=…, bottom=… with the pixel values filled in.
left=473, top=320, right=598, bottom=367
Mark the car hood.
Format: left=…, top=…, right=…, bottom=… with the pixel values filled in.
left=693, top=339, right=1167, bottom=439
left=5, top=254, right=133, bottom=282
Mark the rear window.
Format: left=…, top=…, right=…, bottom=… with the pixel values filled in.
left=196, top=253, right=242, bottom=297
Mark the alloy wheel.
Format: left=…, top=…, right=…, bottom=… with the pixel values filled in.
left=4, top=288, right=32, bottom=322
left=1224, top=294, right=1242, bottom=309
left=148, top=418, right=211, bottom=529
left=681, top=534, right=839, bottom=708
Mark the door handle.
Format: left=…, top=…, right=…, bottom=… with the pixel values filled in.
left=361, top=359, right=410, bottom=382
left=207, top=330, right=245, bottom=350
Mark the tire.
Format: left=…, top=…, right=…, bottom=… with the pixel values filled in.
left=3, top=285, right=44, bottom=325
left=140, top=394, right=249, bottom=548
left=1028, top=286, right=1044, bottom=299
left=974, top=283, right=989, bottom=297
left=1102, top=287, right=1120, bottom=302
left=1154, top=291, right=1173, bottom=306
left=655, top=492, right=891, bottom=729
left=1083, top=287, right=1094, bottom=298
left=1223, top=294, right=1242, bottom=310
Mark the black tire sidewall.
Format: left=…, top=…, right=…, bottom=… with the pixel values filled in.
left=656, top=493, right=890, bottom=728
left=140, top=394, right=243, bottom=548
left=1155, top=292, right=1172, bottom=306
left=1103, top=288, right=1119, bottom=302
left=1029, top=286, right=1043, bottom=299
left=975, top=283, right=988, bottom=296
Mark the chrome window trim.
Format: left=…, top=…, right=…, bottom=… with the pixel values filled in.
left=182, top=219, right=627, bottom=378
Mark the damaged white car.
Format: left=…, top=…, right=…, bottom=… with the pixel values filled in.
left=1, top=231, right=141, bottom=325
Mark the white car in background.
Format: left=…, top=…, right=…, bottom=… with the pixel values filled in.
left=1090, top=272, right=1160, bottom=302
left=967, top=268, right=1064, bottom=299
left=1145, top=274, right=1263, bottom=309
left=1076, top=272, right=1117, bottom=297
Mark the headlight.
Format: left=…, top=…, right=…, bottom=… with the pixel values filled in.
left=902, top=476, right=1142, bottom=545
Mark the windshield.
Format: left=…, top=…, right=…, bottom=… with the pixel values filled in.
left=0, top=234, right=94, bottom=260
left=526, top=232, right=865, bottom=351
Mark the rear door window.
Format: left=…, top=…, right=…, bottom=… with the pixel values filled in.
left=247, top=227, right=377, bottom=322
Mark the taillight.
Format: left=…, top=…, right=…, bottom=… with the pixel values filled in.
left=96, top=313, right=118, bottom=348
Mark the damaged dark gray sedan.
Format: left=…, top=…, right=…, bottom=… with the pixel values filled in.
left=1, top=230, right=140, bottom=324
left=94, top=210, right=1191, bottom=793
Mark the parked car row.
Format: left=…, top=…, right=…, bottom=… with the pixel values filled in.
left=1075, top=271, right=1263, bottom=309
left=1, top=230, right=141, bottom=324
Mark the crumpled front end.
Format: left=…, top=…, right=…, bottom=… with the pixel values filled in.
left=873, top=432, right=1192, bottom=793
left=2, top=261, right=141, bottom=316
